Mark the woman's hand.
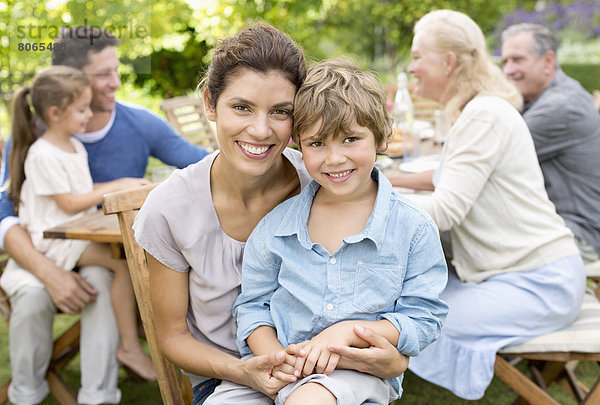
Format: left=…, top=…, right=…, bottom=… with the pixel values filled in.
left=326, top=325, right=409, bottom=379
left=271, top=352, right=299, bottom=383
left=242, top=351, right=297, bottom=399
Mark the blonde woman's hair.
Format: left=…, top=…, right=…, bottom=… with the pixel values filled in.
left=415, top=10, right=523, bottom=121
left=292, top=57, right=392, bottom=154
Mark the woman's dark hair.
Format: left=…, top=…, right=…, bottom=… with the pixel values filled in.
left=200, top=22, right=307, bottom=109
left=9, top=66, right=90, bottom=210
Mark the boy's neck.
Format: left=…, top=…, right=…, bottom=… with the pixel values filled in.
left=307, top=179, right=378, bottom=255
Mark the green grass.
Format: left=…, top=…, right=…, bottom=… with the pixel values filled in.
left=1, top=316, right=598, bottom=404
left=0, top=314, right=161, bottom=404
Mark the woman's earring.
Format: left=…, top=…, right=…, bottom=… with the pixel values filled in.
left=444, top=70, right=449, bottom=75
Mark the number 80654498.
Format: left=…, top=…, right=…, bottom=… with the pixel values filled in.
left=17, top=42, right=65, bottom=51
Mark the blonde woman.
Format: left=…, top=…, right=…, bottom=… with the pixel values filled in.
left=388, top=9, right=585, bottom=400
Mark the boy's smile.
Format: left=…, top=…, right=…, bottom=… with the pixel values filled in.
left=301, top=119, right=381, bottom=203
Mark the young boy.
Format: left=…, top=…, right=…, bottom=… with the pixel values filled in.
left=205, top=58, right=448, bottom=405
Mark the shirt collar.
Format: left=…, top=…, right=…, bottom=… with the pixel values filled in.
left=523, top=69, right=564, bottom=114
left=74, top=104, right=117, bottom=143
left=274, top=167, right=392, bottom=250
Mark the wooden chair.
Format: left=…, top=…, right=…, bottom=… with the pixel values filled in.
left=0, top=257, right=80, bottom=405
left=409, top=85, right=442, bottom=123
left=102, top=184, right=192, bottom=405
left=160, top=95, right=218, bottom=151
left=494, top=292, right=600, bottom=404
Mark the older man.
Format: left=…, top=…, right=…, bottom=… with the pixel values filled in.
left=501, top=23, right=600, bottom=262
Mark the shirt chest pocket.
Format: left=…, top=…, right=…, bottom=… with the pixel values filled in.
left=352, top=262, right=402, bottom=313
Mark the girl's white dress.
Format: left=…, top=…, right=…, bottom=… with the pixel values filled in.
left=0, top=138, right=95, bottom=296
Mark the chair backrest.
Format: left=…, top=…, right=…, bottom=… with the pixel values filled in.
left=102, top=184, right=192, bottom=405
left=384, top=83, right=442, bottom=123
left=160, top=96, right=218, bottom=151
left=409, top=86, right=442, bottom=123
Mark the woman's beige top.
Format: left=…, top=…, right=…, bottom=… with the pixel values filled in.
left=421, top=95, right=578, bottom=283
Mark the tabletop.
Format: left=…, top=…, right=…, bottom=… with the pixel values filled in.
left=43, top=210, right=122, bottom=243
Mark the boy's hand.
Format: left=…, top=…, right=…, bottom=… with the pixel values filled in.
left=293, top=322, right=355, bottom=376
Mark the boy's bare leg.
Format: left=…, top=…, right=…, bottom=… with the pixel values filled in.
left=78, top=242, right=157, bottom=381
left=284, top=383, right=336, bottom=405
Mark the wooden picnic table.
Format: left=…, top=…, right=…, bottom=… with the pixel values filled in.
left=43, top=210, right=122, bottom=244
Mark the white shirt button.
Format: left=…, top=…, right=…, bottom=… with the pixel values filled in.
left=327, top=303, right=334, bottom=311
left=330, top=258, right=336, bottom=264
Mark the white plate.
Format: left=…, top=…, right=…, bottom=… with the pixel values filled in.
left=419, top=128, right=435, bottom=140
left=413, top=120, right=432, bottom=131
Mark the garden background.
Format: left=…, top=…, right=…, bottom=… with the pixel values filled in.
left=2, top=0, right=600, bottom=134
left=1, top=0, right=600, bottom=403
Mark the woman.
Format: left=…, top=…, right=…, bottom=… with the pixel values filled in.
left=388, top=10, right=586, bottom=400
left=133, top=23, right=408, bottom=404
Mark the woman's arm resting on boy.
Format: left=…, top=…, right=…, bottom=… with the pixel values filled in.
left=147, top=253, right=294, bottom=397
left=247, top=325, right=298, bottom=386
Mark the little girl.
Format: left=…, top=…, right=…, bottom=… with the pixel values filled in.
left=0, top=65, right=156, bottom=381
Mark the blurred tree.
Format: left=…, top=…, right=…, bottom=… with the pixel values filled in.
left=1, top=0, right=155, bottom=116
left=190, top=0, right=538, bottom=74
left=126, top=28, right=211, bottom=97
left=1, top=0, right=542, bottom=123
left=0, top=0, right=197, bottom=114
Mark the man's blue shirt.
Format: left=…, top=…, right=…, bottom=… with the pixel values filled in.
left=234, top=168, right=448, bottom=393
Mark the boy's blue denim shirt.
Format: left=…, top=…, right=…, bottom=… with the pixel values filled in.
left=234, top=168, right=448, bottom=392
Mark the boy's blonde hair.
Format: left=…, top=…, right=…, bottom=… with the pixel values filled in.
left=292, top=57, right=392, bottom=154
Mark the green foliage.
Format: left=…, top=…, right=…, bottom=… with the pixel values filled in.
left=126, top=29, right=210, bottom=97
left=190, top=0, right=537, bottom=76
left=561, top=63, right=600, bottom=92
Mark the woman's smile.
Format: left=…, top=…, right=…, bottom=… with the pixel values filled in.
left=236, top=141, right=274, bottom=159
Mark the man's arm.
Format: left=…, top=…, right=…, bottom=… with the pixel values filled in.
left=3, top=224, right=97, bottom=314
left=143, top=108, right=210, bottom=168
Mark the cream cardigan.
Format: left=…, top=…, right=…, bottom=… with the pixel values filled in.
left=420, top=95, right=578, bottom=283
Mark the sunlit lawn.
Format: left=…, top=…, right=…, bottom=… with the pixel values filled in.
left=1, top=315, right=598, bottom=404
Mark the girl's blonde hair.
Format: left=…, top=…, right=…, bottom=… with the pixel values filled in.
left=415, top=10, right=522, bottom=121
left=9, top=65, right=90, bottom=210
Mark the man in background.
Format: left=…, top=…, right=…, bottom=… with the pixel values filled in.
left=501, top=23, right=600, bottom=262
